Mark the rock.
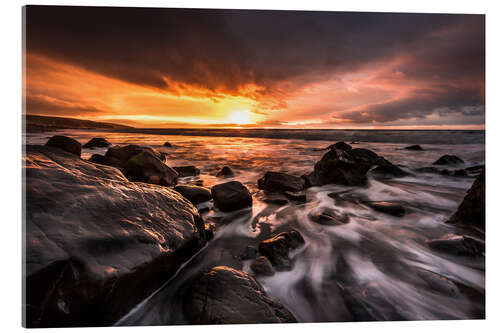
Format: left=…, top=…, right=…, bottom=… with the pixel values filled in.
left=124, top=151, right=178, bottom=186
left=45, top=135, right=81, bottom=157
left=211, top=181, right=252, bottom=212
left=240, top=245, right=258, bottom=260
left=326, top=141, right=352, bottom=151
left=371, top=164, right=409, bottom=178
left=257, top=171, right=305, bottom=193
left=173, top=166, right=200, bottom=177
left=415, top=269, right=460, bottom=297
left=465, top=165, right=484, bottom=173
left=426, top=234, right=484, bottom=256
left=284, top=191, right=307, bottom=203
left=204, top=223, right=216, bottom=241
left=250, top=256, right=275, bottom=276
left=105, top=144, right=164, bottom=165
left=452, top=169, right=468, bottom=177
left=183, top=266, right=296, bottom=324
left=88, top=154, right=122, bottom=169
left=24, top=145, right=206, bottom=327
left=261, top=192, right=289, bottom=206
left=404, top=144, right=423, bottom=151
left=433, top=155, right=464, bottom=165
left=363, top=201, right=405, bottom=217
left=216, top=166, right=234, bottom=178
left=447, top=170, right=485, bottom=229
left=309, top=208, right=350, bottom=226
left=305, top=148, right=392, bottom=186
left=173, top=185, right=212, bottom=205
left=258, top=230, right=305, bottom=270
left=163, top=142, right=172, bottom=147
left=415, top=166, right=440, bottom=174
left=82, top=137, right=111, bottom=149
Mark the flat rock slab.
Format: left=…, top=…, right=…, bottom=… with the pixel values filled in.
left=364, top=201, right=406, bottom=217
left=183, top=266, right=296, bottom=324
left=24, top=145, right=206, bottom=327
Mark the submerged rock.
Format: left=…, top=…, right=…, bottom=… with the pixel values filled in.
left=257, top=171, right=305, bottom=193
left=45, top=135, right=81, bottom=157
left=82, top=137, right=111, bottom=149
left=173, top=165, right=200, bottom=177
left=211, top=181, right=252, bottom=212
left=183, top=266, right=296, bottom=324
left=433, top=155, right=464, bottom=165
left=447, top=170, right=485, bottom=229
left=173, top=185, right=212, bottom=205
left=24, top=145, right=206, bottom=327
left=250, top=256, right=275, bottom=276
left=309, top=208, right=350, bottom=226
left=326, top=141, right=352, bottom=151
left=426, top=234, right=484, bottom=256
left=258, top=230, right=305, bottom=270
left=404, top=144, right=423, bottom=151
left=304, top=148, right=394, bottom=186
left=363, top=201, right=406, bottom=217
left=284, top=191, right=307, bottom=203
left=216, top=166, right=234, bottom=178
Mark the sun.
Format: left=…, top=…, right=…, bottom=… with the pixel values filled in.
left=228, top=110, right=252, bottom=125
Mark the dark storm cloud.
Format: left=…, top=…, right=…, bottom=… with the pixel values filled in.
left=26, top=95, right=106, bottom=116
left=25, top=6, right=484, bottom=122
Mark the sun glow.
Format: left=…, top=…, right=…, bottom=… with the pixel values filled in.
left=228, top=110, right=252, bottom=125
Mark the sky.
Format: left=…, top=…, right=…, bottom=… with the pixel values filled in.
left=24, top=6, right=485, bottom=129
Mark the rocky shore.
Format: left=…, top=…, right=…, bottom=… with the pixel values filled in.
left=24, top=135, right=485, bottom=327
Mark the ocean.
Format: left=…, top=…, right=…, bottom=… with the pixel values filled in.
left=25, top=128, right=485, bottom=323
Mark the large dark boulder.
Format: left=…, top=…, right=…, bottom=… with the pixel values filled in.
left=447, top=170, right=485, bottom=229
left=24, top=145, right=206, bottom=327
left=257, top=171, right=305, bottom=193
left=173, top=166, right=200, bottom=177
left=173, top=185, right=212, bottom=205
left=45, top=135, right=81, bottom=157
left=82, top=137, right=111, bottom=149
left=216, top=166, right=234, bottom=178
left=183, top=266, right=296, bottom=324
left=258, top=230, right=305, bottom=271
left=426, top=234, right=484, bottom=256
left=326, top=141, right=352, bottom=151
left=124, top=151, right=178, bottom=186
left=433, top=155, right=464, bottom=165
left=305, top=148, right=392, bottom=186
left=211, top=181, right=252, bottom=212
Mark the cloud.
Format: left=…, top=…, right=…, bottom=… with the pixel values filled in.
left=26, top=95, right=107, bottom=116
left=24, top=6, right=485, bottom=126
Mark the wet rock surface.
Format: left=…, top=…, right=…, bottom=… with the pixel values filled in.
left=45, top=135, right=82, bottom=157
left=447, top=170, right=485, bottom=229
left=326, top=141, right=352, bottom=151
left=173, top=166, right=201, bottom=177
left=404, top=144, right=423, bottom=151
left=363, top=201, right=406, bottom=217
left=433, top=155, right=464, bottom=165
left=258, top=230, right=305, bottom=270
left=427, top=234, right=484, bottom=256
left=183, top=266, right=296, bottom=324
left=82, top=137, right=111, bottom=149
left=250, top=256, right=275, bottom=276
left=24, top=145, right=206, bottom=327
left=258, top=171, right=305, bottom=193
left=211, top=181, right=252, bottom=212
left=215, top=166, right=234, bottom=178
left=173, top=185, right=212, bottom=205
